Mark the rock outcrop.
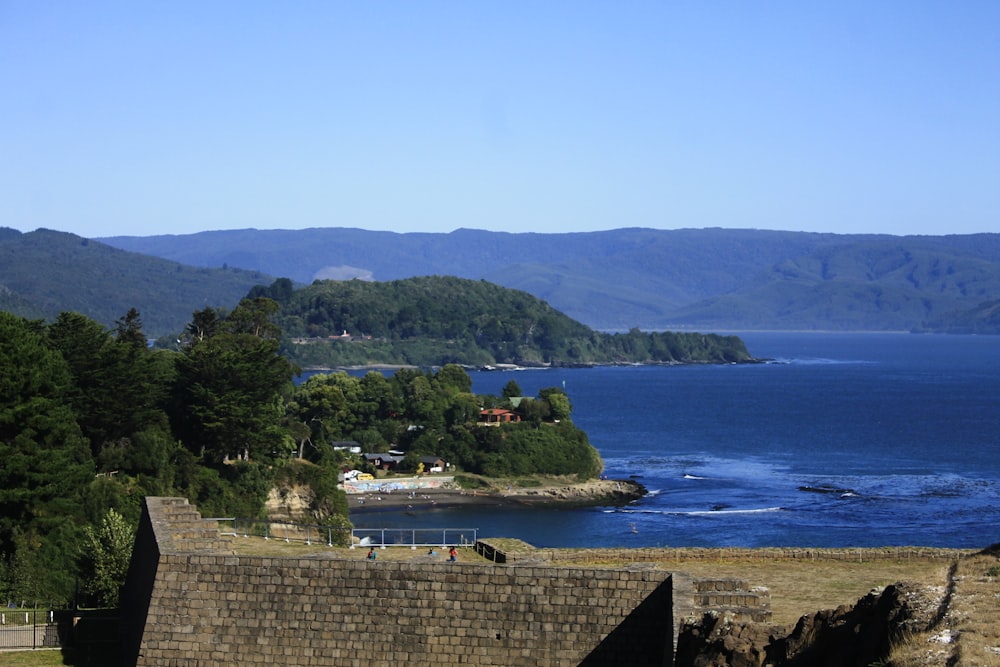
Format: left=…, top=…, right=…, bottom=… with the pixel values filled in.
left=508, top=478, right=647, bottom=505
left=675, top=582, right=943, bottom=667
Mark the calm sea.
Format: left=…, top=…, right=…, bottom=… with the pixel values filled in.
left=350, top=333, right=1000, bottom=549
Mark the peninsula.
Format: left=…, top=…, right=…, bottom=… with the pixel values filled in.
left=344, top=477, right=648, bottom=513
left=248, top=275, right=755, bottom=369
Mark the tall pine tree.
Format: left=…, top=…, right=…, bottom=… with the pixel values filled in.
left=0, top=312, right=95, bottom=603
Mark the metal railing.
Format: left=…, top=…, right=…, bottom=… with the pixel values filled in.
left=210, top=518, right=477, bottom=549
left=0, top=608, right=60, bottom=650
left=219, top=518, right=352, bottom=547
left=352, top=527, right=478, bottom=548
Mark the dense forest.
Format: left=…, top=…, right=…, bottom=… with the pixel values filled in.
left=0, top=298, right=600, bottom=607
left=244, top=276, right=754, bottom=368
left=0, top=228, right=272, bottom=336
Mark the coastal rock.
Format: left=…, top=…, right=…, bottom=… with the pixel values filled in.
left=265, top=485, right=313, bottom=521
left=510, top=478, right=646, bottom=505
left=675, top=582, right=942, bottom=667
left=675, top=612, right=786, bottom=667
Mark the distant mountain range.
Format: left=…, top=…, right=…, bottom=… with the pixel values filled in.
left=100, top=227, right=1000, bottom=333
left=2, top=226, right=999, bottom=336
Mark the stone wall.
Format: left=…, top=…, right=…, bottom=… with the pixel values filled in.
left=121, top=497, right=675, bottom=667
left=489, top=545, right=971, bottom=566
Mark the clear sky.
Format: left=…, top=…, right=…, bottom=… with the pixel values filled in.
left=2, top=2, right=998, bottom=239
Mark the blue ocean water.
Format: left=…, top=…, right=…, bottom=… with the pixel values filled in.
left=351, top=333, right=1000, bottom=549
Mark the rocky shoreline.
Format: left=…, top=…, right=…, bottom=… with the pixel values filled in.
left=348, top=478, right=646, bottom=513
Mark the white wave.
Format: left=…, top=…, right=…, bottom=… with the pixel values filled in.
left=683, top=474, right=707, bottom=480
left=602, top=506, right=785, bottom=516
left=684, top=506, right=785, bottom=515
left=781, top=357, right=875, bottom=366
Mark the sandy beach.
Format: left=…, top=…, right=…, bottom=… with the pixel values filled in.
left=348, top=478, right=646, bottom=513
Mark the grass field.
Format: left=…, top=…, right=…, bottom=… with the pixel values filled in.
left=0, top=649, right=64, bottom=666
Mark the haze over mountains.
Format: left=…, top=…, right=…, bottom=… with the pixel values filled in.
left=3, top=226, right=999, bottom=337
left=101, top=227, right=1000, bottom=333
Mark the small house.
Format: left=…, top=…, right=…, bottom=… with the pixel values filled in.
left=419, top=456, right=447, bottom=473
left=331, top=440, right=362, bottom=454
left=478, top=408, right=521, bottom=426
left=362, top=452, right=404, bottom=471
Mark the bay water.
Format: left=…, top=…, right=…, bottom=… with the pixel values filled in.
left=351, top=333, right=1000, bottom=549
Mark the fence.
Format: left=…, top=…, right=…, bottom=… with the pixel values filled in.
left=215, top=518, right=352, bottom=547
left=0, top=607, right=61, bottom=650
left=352, top=527, right=479, bottom=548
left=211, top=518, right=477, bottom=549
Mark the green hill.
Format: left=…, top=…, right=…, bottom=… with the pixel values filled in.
left=0, top=228, right=273, bottom=336
left=267, top=276, right=753, bottom=368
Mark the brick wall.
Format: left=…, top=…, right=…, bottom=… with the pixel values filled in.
left=121, top=498, right=674, bottom=667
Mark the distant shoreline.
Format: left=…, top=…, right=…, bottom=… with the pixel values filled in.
left=302, top=359, right=768, bottom=374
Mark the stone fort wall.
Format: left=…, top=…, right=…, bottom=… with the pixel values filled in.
left=120, top=497, right=675, bottom=667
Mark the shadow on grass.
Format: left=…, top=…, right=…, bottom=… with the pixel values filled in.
left=58, top=609, right=122, bottom=667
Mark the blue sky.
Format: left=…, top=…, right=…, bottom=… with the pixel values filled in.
left=2, top=2, right=998, bottom=238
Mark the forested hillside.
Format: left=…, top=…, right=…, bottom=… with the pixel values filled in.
left=920, top=299, right=1000, bottom=334
left=669, top=240, right=1000, bottom=330
left=0, top=301, right=602, bottom=606
left=0, top=228, right=272, bottom=335
left=102, top=227, right=1000, bottom=332
left=250, top=276, right=753, bottom=368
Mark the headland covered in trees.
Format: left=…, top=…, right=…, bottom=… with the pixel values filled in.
left=1, top=276, right=752, bottom=608
left=245, top=275, right=754, bottom=369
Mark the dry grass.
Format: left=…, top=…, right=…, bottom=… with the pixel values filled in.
left=662, top=556, right=951, bottom=627
left=948, top=549, right=1000, bottom=667
left=878, top=547, right=1000, bottom=667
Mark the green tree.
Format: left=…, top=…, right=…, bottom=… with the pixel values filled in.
left=291, top=372, right=366, bottom=444
left=224, top=297, right=282, bottom=339
left=46, top=312, right=116, bottom=452
left=0, top=312, right=95, bottom=603
left=247, top=277, right=295, bottom=304
left=539, top=387, right=572, bottom=422
left=186, top=307, right=224, bottom=343
left=502, top=379, right=523, bottom=400
left=48, top=311, right=174, bottom=467
left=434, top=364, right=473, bottom=394
left=174, top=332, right=295, bottom=464
left=114, top=307, right=147, bottom=349
left=79, top=508, right=135, bottom=606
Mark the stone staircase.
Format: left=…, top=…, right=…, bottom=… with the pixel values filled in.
left=689, top=578, right=772, bottom=623
left=150, top=497, right=234, bottom=553
left=670, top=573, right=772, bottom=656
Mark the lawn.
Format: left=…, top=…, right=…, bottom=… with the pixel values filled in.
left=0, top=649, right=65, bottom=666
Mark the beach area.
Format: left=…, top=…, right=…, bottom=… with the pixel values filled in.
left=347, top=477, right=646, bottom=513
